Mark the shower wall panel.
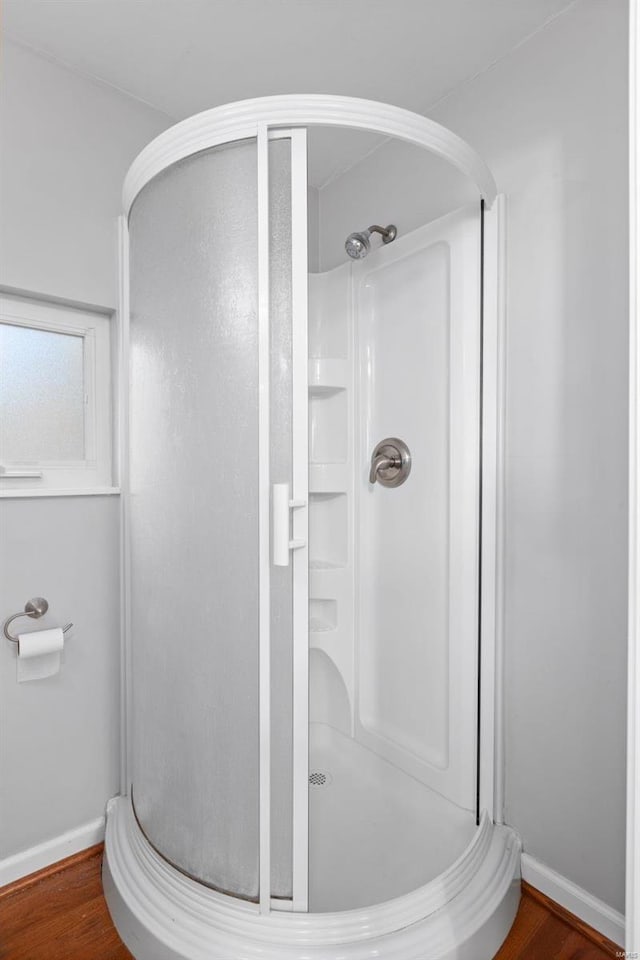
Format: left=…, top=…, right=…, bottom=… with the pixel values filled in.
left=355, top=207, right=481, bottom=811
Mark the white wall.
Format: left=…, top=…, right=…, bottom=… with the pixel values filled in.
left=319, top=0, right=628, bottom=914
left=0, top=41, right=169, bottom=308
left=0, top=43, right=168, bottom=864
left=0, top=497, right=120, bottom=858
left=319, top=147, right=477, bottom=272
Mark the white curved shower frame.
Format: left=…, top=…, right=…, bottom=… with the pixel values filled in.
left=108, top=95, right=514, bottom=960
left=122, top=94, right=497, bottom=214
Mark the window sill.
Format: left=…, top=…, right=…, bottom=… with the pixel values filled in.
left=0, top=486, right=121, bottom=499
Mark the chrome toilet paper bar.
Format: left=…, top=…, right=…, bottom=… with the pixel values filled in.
left=3, top=597, right=73, bottom=643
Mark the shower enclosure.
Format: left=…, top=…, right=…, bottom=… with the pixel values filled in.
left=103, top=95, right=520, bottom=960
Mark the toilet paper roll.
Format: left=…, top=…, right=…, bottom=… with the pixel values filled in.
left=17, top=627, right=65, bottom=683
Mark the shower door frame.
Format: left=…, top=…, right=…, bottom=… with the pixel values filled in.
left=257, top=126, right=310, bottom=914
left=117, top=94, right=505, bottom=918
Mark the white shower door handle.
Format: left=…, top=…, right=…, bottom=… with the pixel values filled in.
left=273, top=483, right=306, bottom=566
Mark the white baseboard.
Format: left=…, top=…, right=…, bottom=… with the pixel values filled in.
left=521, top=853, right=625, bottom=947
left=0, top=816, right=105, bottom=888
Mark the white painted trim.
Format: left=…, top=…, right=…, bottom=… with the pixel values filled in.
left=289, top=127, right=310, bottom=913
left=257, top=124, right=271, bottom=914
left=521, top=854, right=624, bottom=947
left=0, top=487, right=120, bottom=498
left=123, top=95, right=497, bottom=214
left=480, top=196, right=507, bottom=824
left=0, top=817, right=105, bottom=888
left=628, top=0, right=640, bottom=952
left=0, top=294, right=113, bottom=491
left=104, top=795, right=520, bottom=959
left=117, top=216, right=132, bottom=796
left=0, top=284, right=113, bottom=318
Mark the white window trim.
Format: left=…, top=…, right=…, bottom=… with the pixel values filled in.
left=0, top=294, right=116, bottom=496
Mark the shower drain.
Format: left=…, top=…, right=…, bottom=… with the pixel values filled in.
left=308, top=770, right=332, bottom=787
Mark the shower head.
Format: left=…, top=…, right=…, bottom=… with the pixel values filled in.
left=345, top=230, right=370, bottom=259
left=345, top=224, right=397, bottom=260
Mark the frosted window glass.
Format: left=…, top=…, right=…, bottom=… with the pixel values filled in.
left=0, top=323, right=84, bottom=461
left=129, top=140, right=261, bottom=900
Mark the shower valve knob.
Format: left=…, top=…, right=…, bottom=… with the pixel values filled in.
left=369, top=438, right=411, bottom=487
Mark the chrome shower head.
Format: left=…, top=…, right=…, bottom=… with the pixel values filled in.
left=345, top=224, right=397, bottom=260
left=345, top=230, right=371, bottom=259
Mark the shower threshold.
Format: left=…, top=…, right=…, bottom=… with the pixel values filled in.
left=104, top=790, right=520, bottom=960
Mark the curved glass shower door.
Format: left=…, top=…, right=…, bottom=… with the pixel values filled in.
left=127, top=132, right=308, bottom=906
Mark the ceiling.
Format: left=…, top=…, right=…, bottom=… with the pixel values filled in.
left=3, top=0, right=574, bottom=188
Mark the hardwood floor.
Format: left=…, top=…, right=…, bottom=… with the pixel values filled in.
left=0, top=847, right=132, bottom=960
left=494, top=883, right=620, bottom=960
left=0, top=848, right=622, bottom=960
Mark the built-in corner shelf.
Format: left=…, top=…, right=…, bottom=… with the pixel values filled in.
left=309, top=618, right=336, bottom=634
left=308, top=358, right=348, bottom=394
left=309, top=559, right=345, bottom=570
left=309, top=463, right=348, bottom=494
left=310, top=599, right=337, bottom=635
left=307, top=271, right=355, bottom=720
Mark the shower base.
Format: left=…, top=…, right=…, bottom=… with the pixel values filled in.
left=309, top=722, right=477, bottom=911
left=103, top=793, right=521, bottom=960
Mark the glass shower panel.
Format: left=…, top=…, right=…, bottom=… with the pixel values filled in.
left=128, top=140, right=261, bottom=900
left=269, top=137, right=294, bottom=900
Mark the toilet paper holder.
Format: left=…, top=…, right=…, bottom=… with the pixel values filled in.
left=3, top=597, right=73, bottom=644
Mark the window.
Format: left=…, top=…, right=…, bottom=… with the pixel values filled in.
left=0, top=294, right=114, bottom=494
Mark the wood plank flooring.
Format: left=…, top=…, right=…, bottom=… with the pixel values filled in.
left=0, top=846, right=132, bottom=960
left=494, top=882, right=620, bottom=960
left=0, top=847, right=622, bottom=960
